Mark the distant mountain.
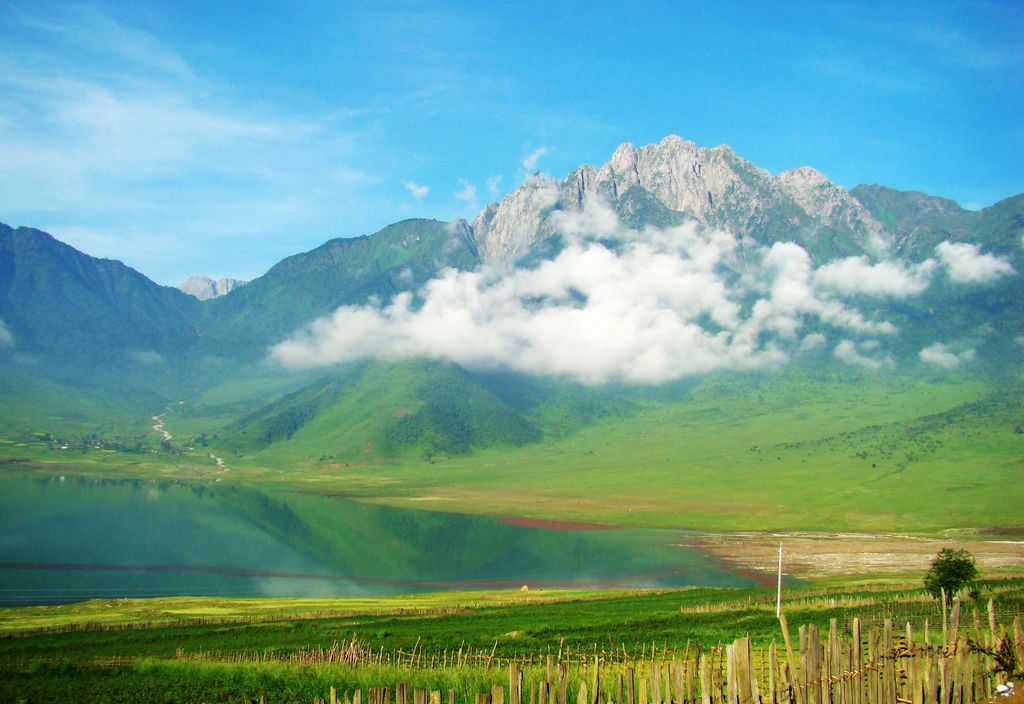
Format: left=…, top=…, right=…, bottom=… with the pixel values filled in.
left=1, top=135, right=1022, bottom=462
left=467, top=135, right=1022, bottom=276
left=458, top=135, right=1023, bottom=374
left=179, top=276, right=247, bottom=301
left=0, top=224, right=199, bottom=373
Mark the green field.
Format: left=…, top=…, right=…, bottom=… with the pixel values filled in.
left=2, top=579, right=1023, bottom=703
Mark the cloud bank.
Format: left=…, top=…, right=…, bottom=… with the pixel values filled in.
left=833, top=339, right=891, bottom=370
left=813, top=256, right=936, bottom=297
left=0, top=320, right=13, bottom=347
left=935, top=241, right=1015, bottom=283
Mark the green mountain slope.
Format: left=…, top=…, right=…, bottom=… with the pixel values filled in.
left=850, top=185, right=1024, bottom=264
left=196, top=219, right=480, bottom=358
left=0, top=224, right=199, bottom=369
left=218, top=360, right=542, bottom=461
left=0, top=366, right=154, bottom=444
left=849, top=187, right=1024, bottom=355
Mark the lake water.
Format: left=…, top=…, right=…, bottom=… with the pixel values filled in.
left=0, top=472, right=755, bottom=605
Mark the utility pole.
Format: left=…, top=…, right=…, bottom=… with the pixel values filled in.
left=776, top=541, right=783, bottom=617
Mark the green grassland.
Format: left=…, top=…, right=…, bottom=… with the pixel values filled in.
left=4, top=580, right=1022, bottom=660
left=2, top=579, right=1023, bottom=703
left=0, top=369, right=153, bottom=445
left=332, top=372, right=1023, bottom=533
left=0, top=590, right=608, bottom=633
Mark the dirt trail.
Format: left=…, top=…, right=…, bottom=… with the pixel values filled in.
left=150, top=406, right=227, bottom=472
left=150, top=414, right=172, bottom=441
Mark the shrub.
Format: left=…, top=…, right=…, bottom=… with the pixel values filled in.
left=924, top=548, right=978, bottom=602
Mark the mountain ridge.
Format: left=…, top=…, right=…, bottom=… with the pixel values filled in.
left=1, top=134, right=1021, bottom=384
left=470, top=135, right=887, bottom=264
left=0, top=223, right=200, bottom=369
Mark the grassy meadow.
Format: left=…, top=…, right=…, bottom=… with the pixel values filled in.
left=2, top=579, right=1023, bottom=703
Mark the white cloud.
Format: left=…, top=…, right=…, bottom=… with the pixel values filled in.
left=271, top=201, right=908, bottom=385
left=799, top=333, right=826, bottom=352
left=750, top=242, right=898, bottom=337
left=833, top=339, right=890, bottom=370
left=935, top=241, right=1016, bottom=283
left=404, top=181, right=429, bottom=199
left=455, top=178, right=477, bottom=205
left=865, top=230, right=893, bottom=258
left=551, top=196, right=621, bottom=240
left=919, top=342, right=976, bottom=368
left=813, top=256, right=936, bottom=298
left=128, top=350, right=165, bottom=365
left=521, top=146, right=550, bottom=173
left=18, top=7, right=196, bottom=80
left=487, top=175, right=502, bottom=198
left=0, top=319, right=13, bottom=347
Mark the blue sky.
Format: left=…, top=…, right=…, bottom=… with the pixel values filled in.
left=1, top=1, right=1021, bottom=285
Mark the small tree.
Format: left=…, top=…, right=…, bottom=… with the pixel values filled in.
left=924, top=548, right=977, bottom=602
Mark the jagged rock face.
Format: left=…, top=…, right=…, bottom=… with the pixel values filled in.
left=776, top=167, right=885, bottom=252
left=473, top=135, right=886, bottom=262
left=179, top=275, right=247, bottom=301
left=596, top=138, right=757, bottom=222
left=472, top=174, right=560, bottom=259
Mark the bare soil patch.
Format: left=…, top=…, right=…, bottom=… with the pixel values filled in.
left=690, top=532, right=1024, bottom=578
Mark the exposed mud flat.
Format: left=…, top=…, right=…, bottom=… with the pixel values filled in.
left=690, top=532, right=1024, bottom=578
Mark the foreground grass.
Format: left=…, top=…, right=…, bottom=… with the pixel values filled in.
left=0, top=590, right=615, bottom=633
left=2, top=580, right=1023, bottom=703
left=1, top=660, right=519, bottom=704
left=3, top=580, right=1023, bottom=660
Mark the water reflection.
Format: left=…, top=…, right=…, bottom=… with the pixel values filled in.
left=0, top=473, right=755, bottom=604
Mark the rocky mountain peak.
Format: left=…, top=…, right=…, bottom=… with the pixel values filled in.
left=179, top=275, right=247, bottom=301
left=778, top=166, right=829, bottom=186
left=607, top=142, right=640, bottom=185
left=473, top=173, right=560, bottom=260
left=471, top=135, right=886, bottom=262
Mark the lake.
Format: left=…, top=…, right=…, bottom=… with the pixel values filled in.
left=0, top=472, right=756, bottom=605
